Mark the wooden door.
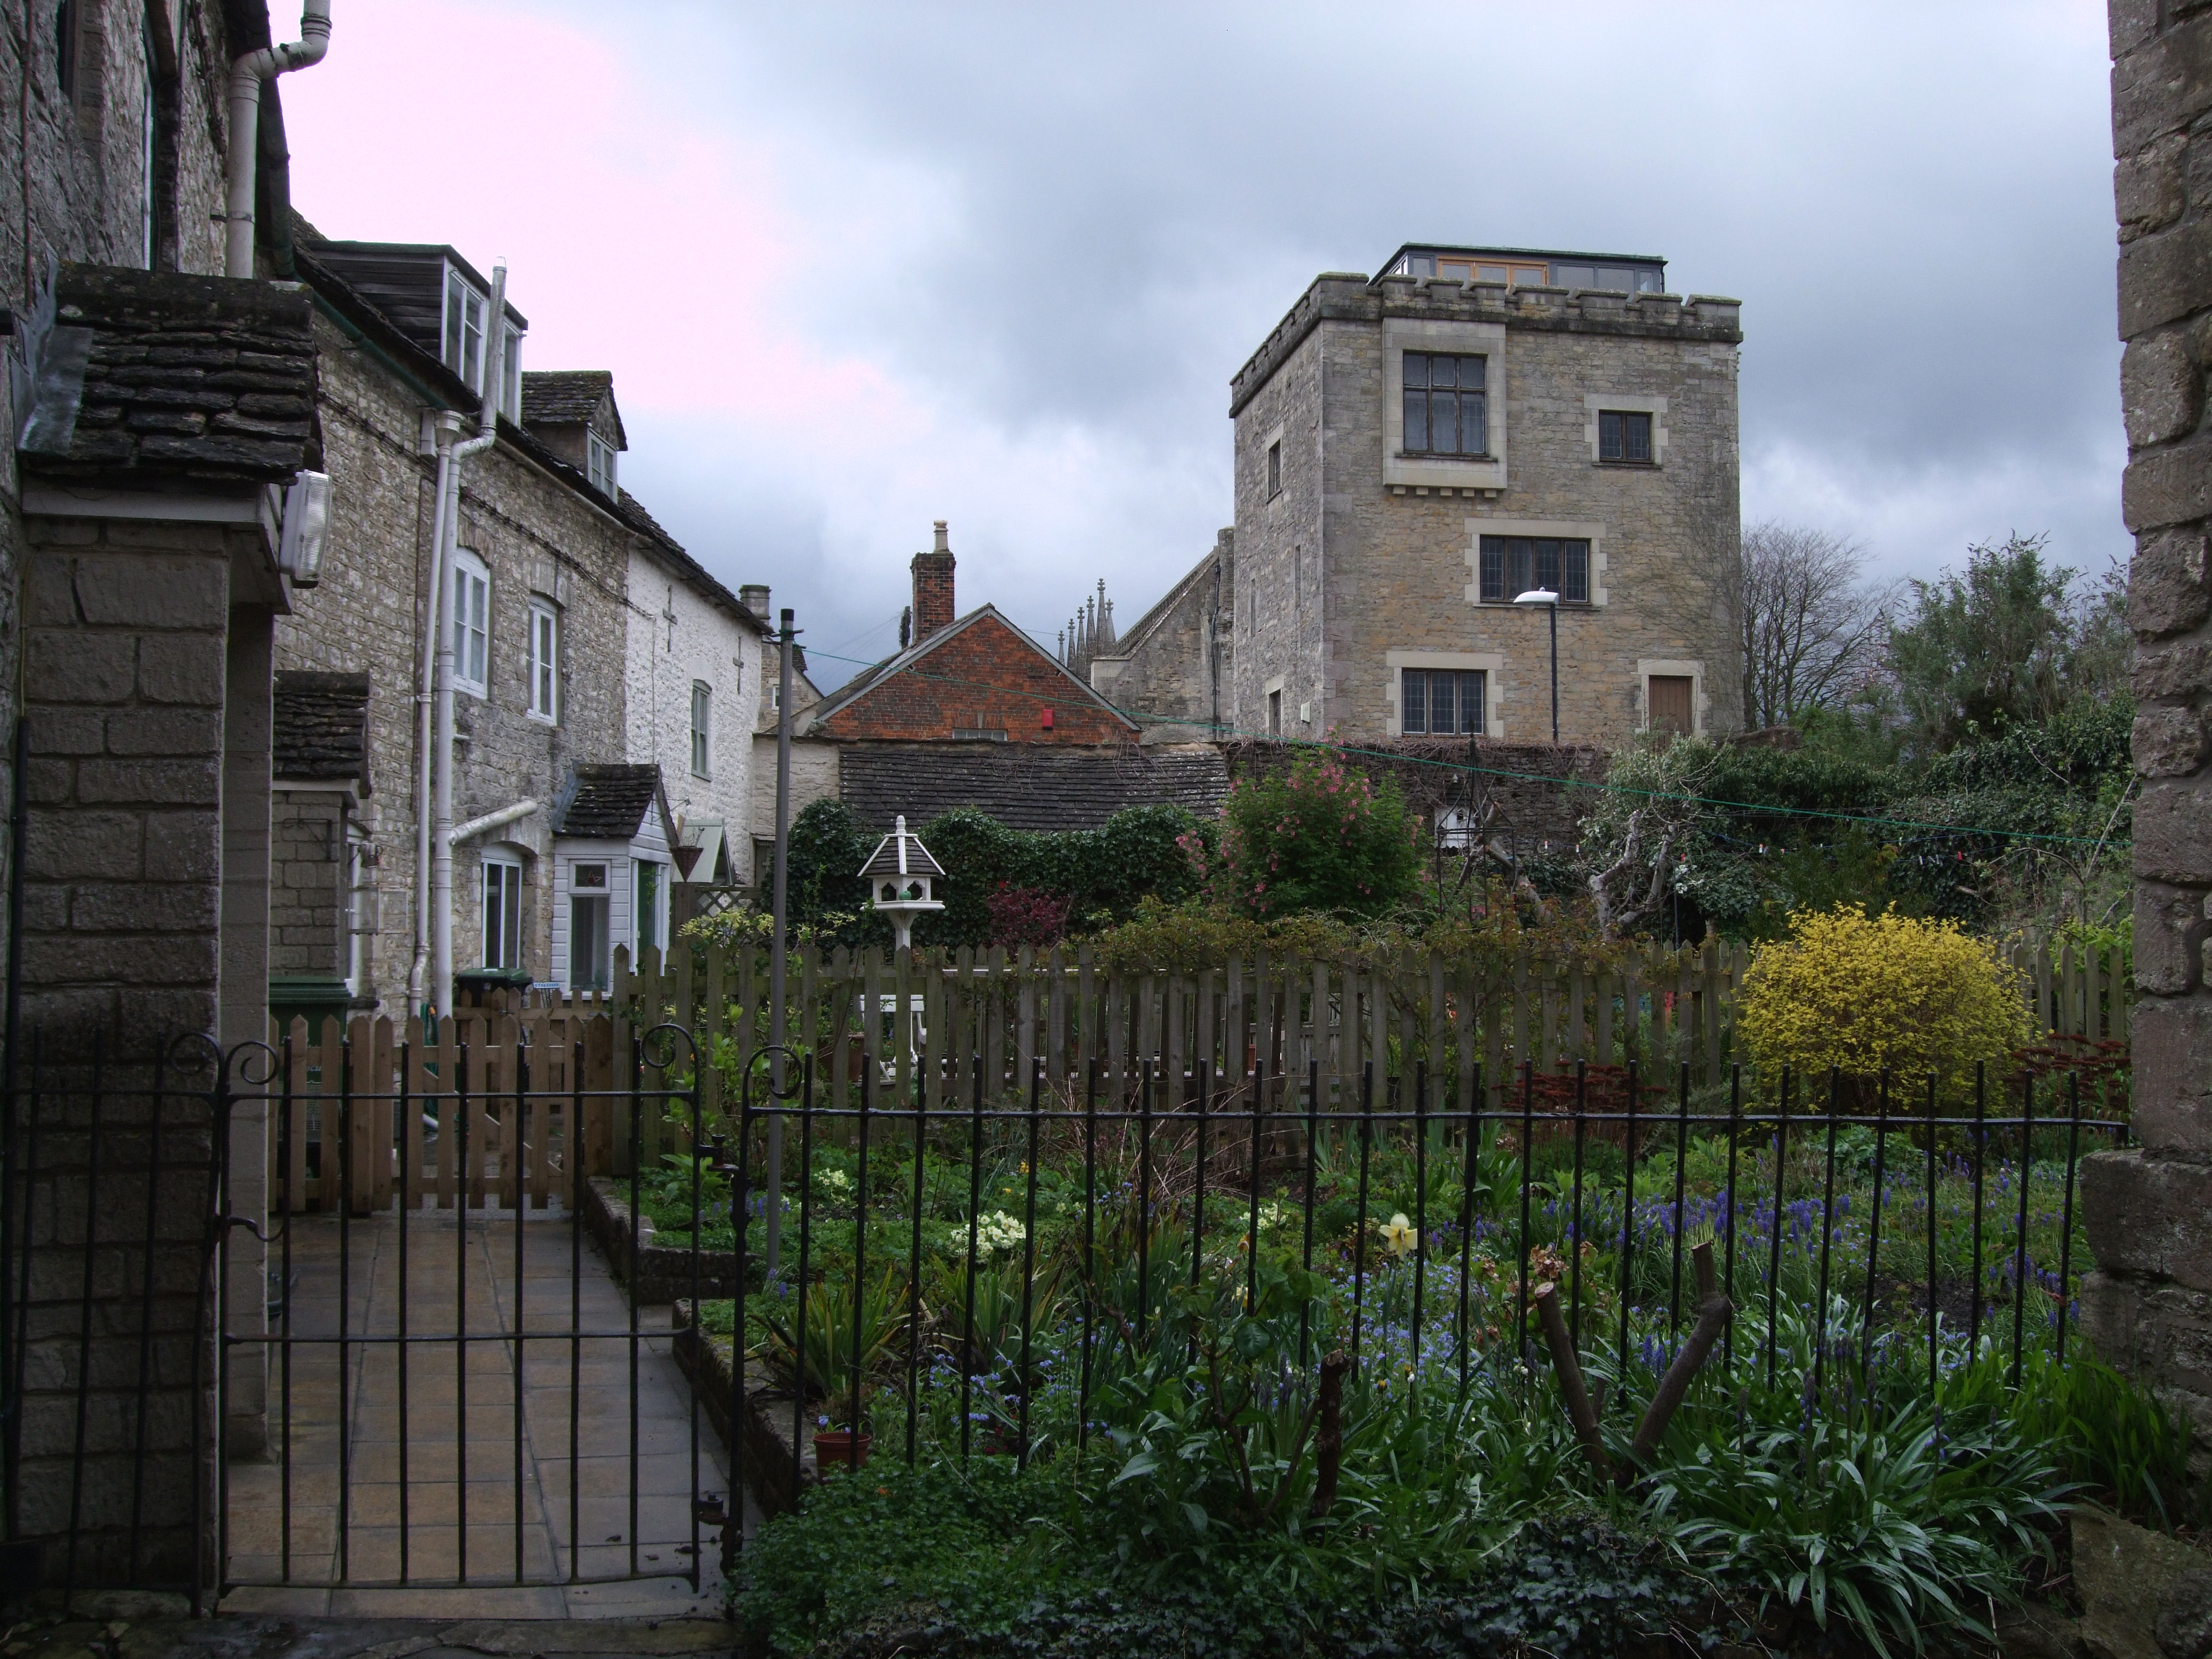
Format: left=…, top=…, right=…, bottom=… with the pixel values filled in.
left=1648, top=675, right=1693, bottom=735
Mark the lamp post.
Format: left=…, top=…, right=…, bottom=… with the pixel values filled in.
left=1514, top=587, right=1560, bottom=743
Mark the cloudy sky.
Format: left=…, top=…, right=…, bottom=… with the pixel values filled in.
left=282, top=1, right=2123, bottom=690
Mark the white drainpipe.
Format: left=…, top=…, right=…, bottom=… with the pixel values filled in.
left=431, top=264, right=508, bottom=1021
left=225, top=0, right=332, bottom=279
left=406, top=411, right=462, bottom=1013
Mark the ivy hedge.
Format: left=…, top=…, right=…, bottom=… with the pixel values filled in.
left=782, top=800, right=1203, bottom=952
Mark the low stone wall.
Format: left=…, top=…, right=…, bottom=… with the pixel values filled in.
left=581, top=1177, right=743, bottom=1305
left=1222, top=737, right=1609, bottom=846
left=671, top=1303, right=809, bottom=1519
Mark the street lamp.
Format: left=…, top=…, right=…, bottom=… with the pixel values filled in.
left=1514, top=587, right=1560, bottom=743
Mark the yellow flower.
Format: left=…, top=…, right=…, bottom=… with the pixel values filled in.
left=1379, top=1213, right=1416, bottom=1258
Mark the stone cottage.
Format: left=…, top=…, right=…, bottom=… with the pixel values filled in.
left=1106, top=244, right=1744, bottom=749
left=271, top=220, right=771, bottom=1013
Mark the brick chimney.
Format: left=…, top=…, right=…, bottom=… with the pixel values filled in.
left=910, top=520, right=956, bottom=643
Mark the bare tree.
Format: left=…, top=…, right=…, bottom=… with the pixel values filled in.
left=1739, top=522, right=1893, bottom=729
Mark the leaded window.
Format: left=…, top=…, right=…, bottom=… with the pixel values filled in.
left=1401, top=352, right=1488, bottom=457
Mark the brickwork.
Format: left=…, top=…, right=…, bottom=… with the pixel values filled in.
left=813, top=611, right=1137, bottom=745
left=2079, top=0, right=2212, bottom=1449
left=1225, top=276, right=1742, bottom=748
left=275, top=307, right=637, bottom=1003
left=911, top=535, right=957, bottom=640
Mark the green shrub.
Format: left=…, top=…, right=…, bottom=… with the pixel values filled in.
left=1196, top=752, right=1422, bottom=921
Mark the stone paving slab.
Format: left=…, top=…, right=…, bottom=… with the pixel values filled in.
left=0, top=1611, right=735, bottom=1659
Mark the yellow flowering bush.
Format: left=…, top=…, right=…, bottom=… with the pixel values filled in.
left=1736, top=905, right=2032, bottom=1096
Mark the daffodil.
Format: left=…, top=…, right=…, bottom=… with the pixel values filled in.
left=1379, top=1212, right=1417, bottom=1258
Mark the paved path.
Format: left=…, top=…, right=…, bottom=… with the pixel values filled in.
left=221, top=1206, right=727, bottom=1619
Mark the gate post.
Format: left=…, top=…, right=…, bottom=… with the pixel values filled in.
left=2079, top=1, right=2212, bottom=1453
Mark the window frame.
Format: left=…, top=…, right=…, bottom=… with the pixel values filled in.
left=634, top=859, right=666, bottom=957
left=1598, top=409, right=1654, bottom=465
left=690, top=680, right=712, bottom=778
left=1477, top=535, right=1592, bottom=606
left=566, top=862, right=610, bottom=992
left=1399, top=351, right=1490, bottom=460
left=1266, top=439, right=1282, bottom=499
left=443, top=268, right=486, bottom=390
left=451, top=548, right=491, bottom=698
left=482, top=853, right=524, bottom=972
left=1399, top=667, right=1488, bottom=737
left=586, top=428, right=619, bottom=498
left=526, top=599, right=558, bottom=723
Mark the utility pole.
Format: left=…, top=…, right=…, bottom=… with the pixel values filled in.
left=765, top=608, right=796, bottom=1272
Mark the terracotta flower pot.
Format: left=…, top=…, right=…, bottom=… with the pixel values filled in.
left=813, top=1429, right=872, bottom=1470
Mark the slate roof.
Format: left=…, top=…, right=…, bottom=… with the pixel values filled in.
left=840, top=744, right=1228, bottom=833
left=272, top=671, right=371, bottom=787
left=18, top=265, right=322, bottom=487
left=520, top=370, right=625, bottom=445
left=551, top=764, right=665, bottom=839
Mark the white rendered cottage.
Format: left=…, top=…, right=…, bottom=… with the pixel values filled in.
left=547, top=764, right=679, bottom=992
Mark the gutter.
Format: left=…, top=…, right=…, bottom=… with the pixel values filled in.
left=448, top=799, right=538, bottom=847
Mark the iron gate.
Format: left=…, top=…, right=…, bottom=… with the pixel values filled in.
left=217, top=1016, right=729, bottom=1598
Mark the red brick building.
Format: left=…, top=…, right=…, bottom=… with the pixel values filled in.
left=809, top=524, right=1139, bottom=745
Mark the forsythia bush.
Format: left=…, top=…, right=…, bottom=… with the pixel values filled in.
left=1736, top=905, right=2032, bottom=1092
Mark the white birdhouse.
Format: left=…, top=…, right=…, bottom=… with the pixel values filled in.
left=859, top=814, right=946, bottom=951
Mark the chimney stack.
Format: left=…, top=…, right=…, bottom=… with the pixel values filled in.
left=910, top=520, right=956, bottom=643
left=739, top=583, right=770, bottom=618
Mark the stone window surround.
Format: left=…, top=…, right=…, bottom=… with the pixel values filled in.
left=1637, top=657, right=1707, bottom=735
left=1460, top=517, right=1610, bottom=608
left=1262, top=672, right=1287, bottom=735
left=1383, top=317, right=1507, bottom=492
left=1384, top=649, right=1506, bottom=739
left=1261, top=421, right=1286, bottom=502
left=1583, top=393, right=1670, bottom=467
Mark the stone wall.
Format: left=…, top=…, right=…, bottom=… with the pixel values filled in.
left=1090, top=530, right=1233, bottom=739
left=1227, top=274, right=1741, bottom=750
left=624, top=545, right=765, bottom=879
left=269, top=786, right=348, bottom=978
left=1222, top=737, right=1609, bottom=848
left=275, top=307, right=638, bottom=1004
left=2079, top=0, right=2212, bottom=1451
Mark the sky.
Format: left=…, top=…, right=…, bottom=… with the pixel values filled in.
left=279, top=1, right=2126, bottom=692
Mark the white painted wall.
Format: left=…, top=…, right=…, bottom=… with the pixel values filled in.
left=624, top=546, right=766, bottom=867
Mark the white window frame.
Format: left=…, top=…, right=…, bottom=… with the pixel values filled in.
left=527, top=600, right=559, bottom=723
left=690, top=680, right=712, bottom=778
left=634, top=859, right=667, bottom=957
left=500, top=324, right=523, bottom=421
left=444, top=268, right=486, bottom=390
left=567, top=861, right=611, bottom=992
left=452, top=549, right=490, bottom=698
left=482, top=852, right=524, bottom=972
left=586, top=428, right=618, bottom=498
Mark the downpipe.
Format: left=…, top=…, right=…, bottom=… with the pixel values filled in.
left=407, top=412, right=461, bottom=1014
left=225, top=0, right=331, bottom=279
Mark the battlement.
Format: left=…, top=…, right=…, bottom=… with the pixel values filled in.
left=1228, top=270, right=1743, bottom=416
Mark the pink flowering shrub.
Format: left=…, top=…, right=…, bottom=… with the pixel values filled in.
left=1183, top=752, right=1421, bottom=920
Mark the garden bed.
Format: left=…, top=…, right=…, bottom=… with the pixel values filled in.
left=583, top=1176, right=743, bottom=1305
left=671, top=1298, right=812, bottom=1519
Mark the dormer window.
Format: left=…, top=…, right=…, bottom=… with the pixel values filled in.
left=444, top=269, right=486, bottom=390
left=587, top=429, right=618, bottom=497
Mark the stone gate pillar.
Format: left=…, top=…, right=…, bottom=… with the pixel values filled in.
left=2078, top=1, right=2212, bottom=1446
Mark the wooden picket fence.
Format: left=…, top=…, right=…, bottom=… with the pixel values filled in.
left=260, top=932, right=2126, bottom=1215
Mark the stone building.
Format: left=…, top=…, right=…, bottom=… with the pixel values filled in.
left=2, top=0, right=333, bottom=1590
left=1109, top=245, right=1744, bottom=750
left=273, top=222, right=770, bottom=1009
left=2080, top=0, right=2212, bottom=1451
